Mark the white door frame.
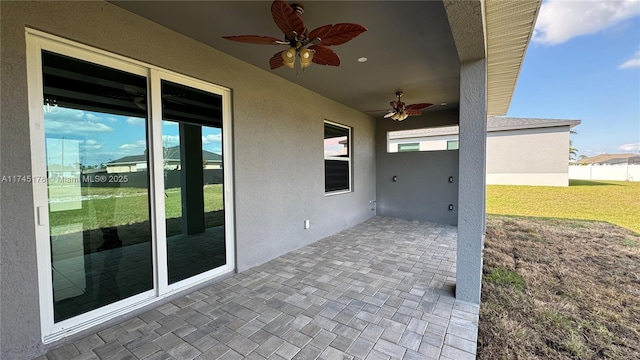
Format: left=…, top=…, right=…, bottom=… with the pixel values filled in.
left=26, top=28, right=235, bottom=343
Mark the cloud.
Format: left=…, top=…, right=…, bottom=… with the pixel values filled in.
left=202, top=133, right=222, bottom=145
left=85, top=113, right=100, bottom=121
left=533, top=0, right=640, bottom=45
left=119, top=140, right=147, bottom=151
left=80, top=139, right=102, bottom=150
left=619, top=50, right=640, bottom=69
left=43, top=107, right=120, bottom=134
left=46, top=120, right=113, bottom=135
left=162, top=135, right=180, bottom=146
left=43, top=107, right=84, bottom=121
left=618, top=142, right=640, bottom=152
left=126, top=117, right=145, bottom=125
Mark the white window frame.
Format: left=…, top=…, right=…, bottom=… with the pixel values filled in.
left=26, top=28, right=235, bottom=343
left=324, top=120, right=352, bottom=195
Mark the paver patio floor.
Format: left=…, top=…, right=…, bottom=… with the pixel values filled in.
left=40, top=216, right=479, bottom=360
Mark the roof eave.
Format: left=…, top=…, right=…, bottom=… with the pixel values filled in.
left=485, top=0, right=542, bottom=116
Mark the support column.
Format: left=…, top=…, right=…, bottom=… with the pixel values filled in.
left=180, top=123, right=205, bottom=235
left=456, top=59, right=487, bottom=304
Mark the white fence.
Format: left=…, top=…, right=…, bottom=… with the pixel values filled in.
left=569, top=165, right=640, bottom=182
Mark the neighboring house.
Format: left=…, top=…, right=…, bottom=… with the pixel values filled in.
left=0, top=1, right=541, bottom=358
left=485, top=117, right=581, bottom=186
left=106, top=146, right=223, bottom=173
left=576, top=153, right=640, bottom=165
left=389, top=117, right=581, bottom=186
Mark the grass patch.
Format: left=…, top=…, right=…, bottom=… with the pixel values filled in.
left=484, top=267, right=526, bottom=291
left=486, top=180, right=640, bottom=233
left=478, top=216, right=640, bottom=359
left=49, top=184, right=224, bottom=235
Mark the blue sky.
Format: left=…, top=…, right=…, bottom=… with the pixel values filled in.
left=508, top=0, right=640, bottom=157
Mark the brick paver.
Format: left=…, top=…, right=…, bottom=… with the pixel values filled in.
left=40, top=217, right=479, bottom=360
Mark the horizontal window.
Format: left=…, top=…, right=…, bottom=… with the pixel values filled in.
left=388, top=126, right=459, bottom=153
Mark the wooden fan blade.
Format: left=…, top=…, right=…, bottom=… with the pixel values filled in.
left=271, top=0, right=306, bottom=38
left=269, top=51, right=285, bottom=69
left=405, top=103, right=433, bottom=110
left=309, top=23, right=367, bottom=46
left=222, top=35, right=285, bottom=45
left=406, top=109, right=423, bottom=116
left=310, top=45, right=340, bottom=66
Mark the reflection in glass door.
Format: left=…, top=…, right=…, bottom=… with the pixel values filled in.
left=42, top=51, right=153, bottom=322
left=161, top=80, right=226, bottom=284
left=29, top=32, right=234, bottom=339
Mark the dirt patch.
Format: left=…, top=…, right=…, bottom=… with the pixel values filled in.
left=478, top=215, right=640, bottom=359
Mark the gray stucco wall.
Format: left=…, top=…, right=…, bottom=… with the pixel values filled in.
left=0, top=2, right=375, bottom=358
left=376, top=110, right=459, bottom=225
left=456, top=59, right=487, bottom=304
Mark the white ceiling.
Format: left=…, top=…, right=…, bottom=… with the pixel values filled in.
left=111, top=1, right=461, bottom=117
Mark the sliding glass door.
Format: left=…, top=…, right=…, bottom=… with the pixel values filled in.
left=28, top=31, right=234, bottom=340
left=160, top=80, right=227, bottom=284
left=43, top=51, right=154, bottom=322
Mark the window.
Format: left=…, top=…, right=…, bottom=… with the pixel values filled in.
left=324, top=121, right=351, bottom=193
left=398, top=143, right=420, bottom=152
left=27, top=30, right=234, bottom=341
left=387, top=126, right=459, bottom=153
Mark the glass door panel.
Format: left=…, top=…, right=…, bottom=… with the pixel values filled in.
left=42, top=51, right=153, bottom=322
left=161, top=80, right=226, bottom=284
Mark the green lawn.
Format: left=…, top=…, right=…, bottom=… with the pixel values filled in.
left=49, top=184, right=224, bottom=236
left=486, top=180, right=640, bottom=233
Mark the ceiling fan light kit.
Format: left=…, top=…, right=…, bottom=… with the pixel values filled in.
left=379, top=91, right=433, bottom=121
left=388, top=110, right=409, bottom=121
left=223, top=0, right=367, bottom=73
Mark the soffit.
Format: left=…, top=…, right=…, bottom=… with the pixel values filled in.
left=485, top=0, right=541, bottom=116
left=110, top=1, right=461, bottom=115
left=110, top=1, right=540, bottom=119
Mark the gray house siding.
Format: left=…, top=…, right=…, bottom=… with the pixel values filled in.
left=0, top=2, right=375, bottom=358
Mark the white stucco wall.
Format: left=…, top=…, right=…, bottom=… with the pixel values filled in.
left=486, top=126, right=571, bottom=186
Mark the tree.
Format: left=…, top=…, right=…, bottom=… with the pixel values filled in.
left=569, top=130, right=578, bottom=160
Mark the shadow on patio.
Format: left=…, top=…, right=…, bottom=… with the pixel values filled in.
left=41, top=217, right=479, bottom=360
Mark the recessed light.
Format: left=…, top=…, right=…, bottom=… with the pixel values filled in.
left=440, top=102, right=447, bottom=106
left=357, top=57, right=368, bottom=63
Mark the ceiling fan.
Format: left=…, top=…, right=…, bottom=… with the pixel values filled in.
left=376, top=92, right=433, bottom=121
left=222, top=0, right=367, bottom=72
left=107, top=85, right=185, bottom=111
